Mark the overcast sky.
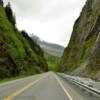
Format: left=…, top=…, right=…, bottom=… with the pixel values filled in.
left=4, top=0, right=86, bottom=47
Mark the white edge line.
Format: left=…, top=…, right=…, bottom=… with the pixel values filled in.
left=54, top=74, right=73, bottom=100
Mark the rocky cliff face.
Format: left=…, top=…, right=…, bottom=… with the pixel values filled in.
left=61, top=0, right=100, bottom=79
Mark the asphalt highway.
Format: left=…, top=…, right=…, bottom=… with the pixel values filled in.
left=0, top=72, right=99, bottom=100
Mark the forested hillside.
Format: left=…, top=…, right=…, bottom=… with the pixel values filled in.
left=0, top=0, right=48, bottom=78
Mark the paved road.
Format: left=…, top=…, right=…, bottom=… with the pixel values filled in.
left=0, top=72, right=99, bottom=100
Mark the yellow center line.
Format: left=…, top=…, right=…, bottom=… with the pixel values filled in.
left=4, top=75, right=47, bottom=100
left=54, top=74, right=73, bottom=100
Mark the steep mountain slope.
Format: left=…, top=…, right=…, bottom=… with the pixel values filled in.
left=61, top=0, right=100, bottom=79
left=0, top=1, right=48, bottom=78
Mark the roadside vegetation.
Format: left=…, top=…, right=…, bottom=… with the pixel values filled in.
left=44, top=52, right=60, bottom=72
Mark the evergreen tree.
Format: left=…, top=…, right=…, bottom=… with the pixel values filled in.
left=5, top=2, right=16, bottom=26
left=0, top=0, right=3, bottom=6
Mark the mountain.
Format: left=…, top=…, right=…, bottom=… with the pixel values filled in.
left=31, top=34, right=65, bottom=58
left=38, top=41, right=65, bottom=71
left=61, top=0, right=100, bottom=79
left=0, top=1, right=48, bottom=78
left=31, top=35, right=65, bottom=71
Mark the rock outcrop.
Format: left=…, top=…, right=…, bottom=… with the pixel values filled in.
left=61, top=0, right=100, bottom=79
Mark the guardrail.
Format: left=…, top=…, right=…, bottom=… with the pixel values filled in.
left=58, top=73, right=100, bottom=98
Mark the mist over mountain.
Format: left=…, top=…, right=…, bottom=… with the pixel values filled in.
left=31, top=34, right=65, bottom=58
left=31, top=34, right=65, bottom=71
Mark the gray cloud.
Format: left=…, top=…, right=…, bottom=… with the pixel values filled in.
left=3, top=0, right=86, bottom=46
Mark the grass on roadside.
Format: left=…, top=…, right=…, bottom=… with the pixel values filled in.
left=0, top=74, right=36, bottom=83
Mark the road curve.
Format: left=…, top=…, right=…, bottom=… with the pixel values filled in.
left=0, top=72, right=99, bottom=100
